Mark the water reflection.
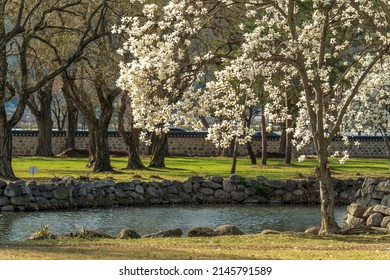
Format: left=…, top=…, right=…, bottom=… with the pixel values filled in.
left=0, top=205, right=347, bottom=241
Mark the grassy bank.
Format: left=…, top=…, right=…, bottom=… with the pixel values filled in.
left=1, top=233, right=390, bottom=260
left=11, top=156, right=390, bottom=183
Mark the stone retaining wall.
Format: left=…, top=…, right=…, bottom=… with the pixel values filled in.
left=0, top=175, right=361, bottom=212
left=344, top=178, right=390, bottom=230
left=11, top=130, right=389, bottom=158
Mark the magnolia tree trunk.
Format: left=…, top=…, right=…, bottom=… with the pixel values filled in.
left=125, top=128, right=144, bottom=169
left=149, top=132, right=168, bottom=168
left=246, top=142, right=257, bottom=164
left=285, top=93, right=293, bottom=164
left=384, top=135, right=390, bottom=172
left=317, top=148, right=340, bottom=234
left=261, top=111, right=267, bottom=166
left=230, top=139, right=239, bottom=174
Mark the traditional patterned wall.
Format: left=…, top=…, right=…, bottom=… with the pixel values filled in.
left=11, top=131, right=389, bottom=158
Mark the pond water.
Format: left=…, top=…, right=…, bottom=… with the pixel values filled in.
left=0, top=205, right=347, bottom=241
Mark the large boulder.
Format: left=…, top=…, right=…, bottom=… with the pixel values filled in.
left=143, top=228, right=183, bottom=238
left=214, top=225, right=244, bottom=236
left=366, top=213, right=384, bottom=227
left=0, top=197, right=10, bottom=207
left=52, top=187, right=70, bottom=200
left=187, top=227, right=215, bottom=237
left=4, top=184, right=21, bottom=197
left=117, top=228, right=141, bottom=239
left=347, top=203, right=367, bottom=218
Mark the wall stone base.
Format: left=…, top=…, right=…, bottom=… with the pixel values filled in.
left=0, top=175, right=362, bottom=212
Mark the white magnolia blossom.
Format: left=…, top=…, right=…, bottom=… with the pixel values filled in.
left=115, top=0, right=211, bottom=137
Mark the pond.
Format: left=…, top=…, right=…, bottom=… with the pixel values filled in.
left=0, top=205, right=347, bottom=241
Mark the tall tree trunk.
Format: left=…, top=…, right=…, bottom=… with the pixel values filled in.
left=384, top=134, right=390, bottom=172
left=230, top=139, right=239, bottom=174
left=149, top=132, right=168, bottom=168
left=62, top=74, right=78, bottom=149
left=65, top=99, right=78, bottom=149
left=125, top=128, right=144, bottom=169
left=261, top=107, right=267, bottom=166
left=35, top=112, right=54, bottom=157
left=317, top=149, right=339, bottom=235
left=93, top=125, right=113, bottom=172
left=278, top=127, right=286, bottom=154
left=86, top=120, right=96, bottom=167
left=0, top=126, right=17, bottom=179
left=118, top=93, right=144, bottom=170
left=285, top=93, right=293, bottom=164
left=247, top=141, right=257, bottom=164
left=29, top=86, right=54, bottom=157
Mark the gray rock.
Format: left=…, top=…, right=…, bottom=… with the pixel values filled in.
left=2, top=205, right=14, bottom=211
left=214, top=225, right=243, bottom=236
left=366, top=213, right=384, bottom=227
left=166, top=185, right=178, bottom=194
left=209, top=176, right=223, bottom=183
left=356, top=195, right=371, bottom=206
left=347, top=203, right=367, bottom=218
left=161, top=179, right=172, bottom=187
left=229, top=174, right=241, bottom=183
left=188, top=176, right=204, bottom=183
left=237, top=184, right=246, bottom=191
left=86, top=194, right=94, bottom=201
left=52, top=187, right=69, bottom=200
left=41, top=191, right=52, bottom=199
left=260, top=229, right=282, bottom=234
left=199, top=188, right=214, bottom=195
left=135, top=185, right=144, bottom=194
left=0, top=179, right=7, bottom=189
left=4, top=184, right=21, bottom=197
left=143, top=228, right=183, bottom=238
left=371, top=191, right=385, bottom=200
left=180, top=192, right=192, bottom=202
left=182, top=181, right=193, bottom=193
left=215, top=189, right=227, bottom=200
left=222, top=180, right=236, bottom=193
left=0, top=197, right=10, bottom=206
left=187, top=227, right=215, bottom=237
left=363, top=206, right=375, bottom=219
left=10, top=196, right=31, bottom=206
left=94, top=179, right=115, bottom=189
left=115, top=189, right=126, bottom=198
left=282, top=192, right=296, bottom=203
left=167, top=194, right=183, bottom=204
left=13, top=180, right=26, bottom=187
left=20, top=185, right=32, bottom=196
left=368, top=199, right=381, bottom=206
left=231, top=191, right=247, bottom=202
left=345, top=214, right=365, bottom=228
left=202, top=180, right=222, bottom=190
left=117, top=228, right=141, bottom=239
left=293, top=189, right=304, bottom=196
left=146, top=186, right=158, bottom=197
left=381, top=194, right=390, bottom=207
left=363, top=178, right=378, bottom=188
left=274, top=189, right=285, bottom=196
left=305, top=227, right=320, bottom=235
left=62, top=176, right=76, bottom=185
left=36, top=197, right=51, bottom=209
left=381, top=216, right=390, bottom=228
left=376, top=181, right=390, bottom=193
left=285, top=180, right=297, bottom=192
left=116, top=182, right=134, bottom=191
left=244, top=187, right=256, bottom=196
left=372, top=205, right=390, bottom=216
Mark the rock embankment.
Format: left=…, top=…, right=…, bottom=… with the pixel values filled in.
left=0, top=175, right=361, bottom=211
left=344, top=178, right=390, bottom=230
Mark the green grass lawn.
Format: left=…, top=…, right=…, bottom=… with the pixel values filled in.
left=10, top=156, right=390, bottom=183
left=1, top=233, right=390, bottom=260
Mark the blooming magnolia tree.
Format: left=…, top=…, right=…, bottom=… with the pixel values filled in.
left=347, top=57, right=390, bottom=170
left=115, top=0, right=245, bottom=167
left=226, top=0, right=389, bottom=234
